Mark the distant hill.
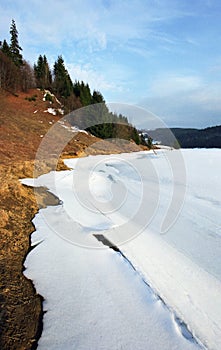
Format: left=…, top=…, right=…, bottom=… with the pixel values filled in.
left=148, top=125, right=221, bottom=148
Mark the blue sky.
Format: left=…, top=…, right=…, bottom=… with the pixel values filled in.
left=1, top=0, right=221, bottom=128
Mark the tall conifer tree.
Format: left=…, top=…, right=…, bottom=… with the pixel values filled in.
left=53, top=56, right=73, bottom=98
left=9, top=19, right=23, bottom=66
left=34, top=54, right=52, bottom=89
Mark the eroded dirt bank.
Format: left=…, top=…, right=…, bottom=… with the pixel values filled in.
left=0, top=162, right=42, bottom=350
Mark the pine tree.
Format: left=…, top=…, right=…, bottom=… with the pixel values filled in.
left=92, top=90, right=105, bottom=104
left=1, top=39, right=10, bottom=57
left=53, top=56, right=73, bottom=98
left=79, top=82, right=92, bottom=105
left=34, top=54, right=52, bottom=89
left=43, top=55, right=52, bottom=88
left=73, top=80, right=95, bottom=106
left=34, top=55, right=43, bottom=84
left=73, top=80, right=81, bottom=97
left=9, top=19, right=23, bottom=67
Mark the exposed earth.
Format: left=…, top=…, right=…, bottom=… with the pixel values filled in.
left=0, top=88, right=147, bottom=350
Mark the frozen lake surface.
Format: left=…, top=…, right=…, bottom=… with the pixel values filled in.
left=22, top=149, right=221, bottom=350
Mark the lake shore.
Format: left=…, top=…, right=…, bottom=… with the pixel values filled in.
left=0, top=88, right=149, bottom=349
left=0, top=149, right=148, bottom=350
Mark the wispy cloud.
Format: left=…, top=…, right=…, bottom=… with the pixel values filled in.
left=148, top=74, right=202, bottom=97
left=67, top=62, right=116, bottom=92
left=139, top=73, right=221, bottom=128
left=0, top=0, right=194, bottom=54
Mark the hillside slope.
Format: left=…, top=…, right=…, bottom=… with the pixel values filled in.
left=0, top=88, right=145, bottom=350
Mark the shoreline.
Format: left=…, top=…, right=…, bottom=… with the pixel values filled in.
left=0, top=160, right=70, bottom=350
left=2, top=148, right=146, bottom=349
left=22, top=186, right=63, bottom=349
left=19, top=148, right=149, bottom=349
left=0, top=163, right=42, bottom=350
left=0, top=88, right=149, bottom=349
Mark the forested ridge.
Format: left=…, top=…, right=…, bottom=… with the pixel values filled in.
left=0, top=20, right=145, bottom=145
left=149, top=125, right=221, bottom=148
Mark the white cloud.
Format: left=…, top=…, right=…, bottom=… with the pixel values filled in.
left=0, top=0, right=194, bottom=55
left=148, top=74, right=202, bottom=97
left=189, top=84, right=221, bottom=111
left=67, top=63, right=116, bottom=92
left=139, top=74, right=221, bottom=128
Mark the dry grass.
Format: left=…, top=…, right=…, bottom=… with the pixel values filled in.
left=0, top=88, right=147, bottom=349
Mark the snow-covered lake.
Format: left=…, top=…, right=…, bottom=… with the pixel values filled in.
left=22, top=149, right=221, bottom=350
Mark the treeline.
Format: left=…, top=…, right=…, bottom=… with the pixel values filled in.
left=149, top=125, right=221, bottom=148
left=33, top=54, right=106, bottom=112
left=0, top=20, right=104, bottom=110
left=0, top=20, right=146, bottom=145
left=171, top=126, right=221, bottom=148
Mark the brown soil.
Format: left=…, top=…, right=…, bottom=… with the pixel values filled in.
left=0, top=88, right=147, bottom=350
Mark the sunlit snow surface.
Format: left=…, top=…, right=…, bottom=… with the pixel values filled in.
left=22, top=149, right=221, bottom=350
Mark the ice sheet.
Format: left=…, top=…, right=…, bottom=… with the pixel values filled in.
left=22, top=149, right=221, bottom=349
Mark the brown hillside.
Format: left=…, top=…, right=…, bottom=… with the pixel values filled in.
left=0, top=88, right=146, bottom=350
left=0, top=88, right=94, bottom=164
left=0, top=88, right=69, bottom=350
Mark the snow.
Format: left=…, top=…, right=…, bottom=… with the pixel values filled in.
left=57, top=121, right=88, bottom=134
left=21, top=149, right=221, bottom=350
left=44, top=107, right=57, bottom=115
left=70, top=126, right=88, bottom=134
left=58, top=108, right=64, bottom=115
left=43, top=90, right=62, bottom=106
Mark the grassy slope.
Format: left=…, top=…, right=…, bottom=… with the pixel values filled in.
left=0, top=88, right=146, bottom=350
left=0, top=89, right=67, bottom=350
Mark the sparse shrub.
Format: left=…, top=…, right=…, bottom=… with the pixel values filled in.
left=25, top=94, right=37, bottom=102
left=44, top=93, right=53, bottom=103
